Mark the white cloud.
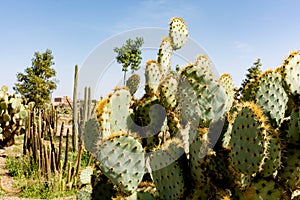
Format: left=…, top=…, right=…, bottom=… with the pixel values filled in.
left=233, top=41, right=252, bottom=52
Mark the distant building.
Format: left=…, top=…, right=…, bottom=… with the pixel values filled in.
left=52, top=96, right=71, bottom=106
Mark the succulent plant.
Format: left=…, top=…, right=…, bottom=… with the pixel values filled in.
left=96, top=132, right=145, bottom=195
left=280, top=51, right=300, bottom=97
left=126, top=73, right=140, bottom=96
left=0, top=85, right=28, bottom=148
left=82, top=17, right=300, bottom=200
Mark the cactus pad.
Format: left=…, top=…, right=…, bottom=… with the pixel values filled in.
left=79, top=166, right=93, bottom=185
left=157, top=37, right=173, bottom=77
left=280, top=51, right=300, bottom=96
left=219, top=73, right=235, bottom=113
left=189, top=127, right=213, bottom=185
left=96, top=133, right=145, bottom=194
left=126, top=73, right=140, bottom=96
left=149, top=139, right=187, bottom=200
left=109, top=88, right=132, bottom=133
left=260, top=134, right=282, bottom=177
left=178, top=55, right=226, bottom=125
left=169, top=17, right=188, bottom=50
left=158, top=75, right=178, bottom=110
left=280, top=148, right=300, bottom=189
left=255, top=69, right=288, bottom=127
left=287, top=107, right=300, bottom=145
left=243, top=179, right=281, bottom=199
left=145, top=60, right=162, bottom=94
left=83, top=118, right=101, bottom=155
left=230, top=102, right=271, bottom=176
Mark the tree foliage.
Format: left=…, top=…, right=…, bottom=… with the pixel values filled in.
left=14, top=49, right=57, bottom=108
left=114, top=37, right=144, bottom=84
left=238, top=58, right=262, bottom=97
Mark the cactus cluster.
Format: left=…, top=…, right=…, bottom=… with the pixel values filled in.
left=82, top=17, right=300, bottom=199
left=0, top=85, right=28, bottom=147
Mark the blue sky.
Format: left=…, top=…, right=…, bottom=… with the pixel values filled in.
left=0, top=0, right=299, bottom=99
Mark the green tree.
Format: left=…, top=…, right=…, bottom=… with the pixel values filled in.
left=238, top=58, right=262, bottom=98
left=14, top=49, right=57, bottom=108
left=114, top=37, right=144, bottom=85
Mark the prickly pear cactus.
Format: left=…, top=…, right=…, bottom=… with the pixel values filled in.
left=157, top=37, right=173, bottom=77
left=255, top=69, right=288, bottom=127
left=149, top=139, right=188, bottom=200
left=83, top=118, right=101, bottom=155
left=287, top=107, right=300, bottom=145
left=169, top=17, right=188, bottom=50
left=178, top=55, right=226, bottom=126
left=158, top=75, right=178, bottom=111
left=126, top=73, right=140, bottom=96
left=95, top=87, right=132, bottom=138
left=84, top=16, right=300, bottom=199
left=145, top=60, right=162, bottom=94
left=96, top=132, right=145, bottom=194
left=79, top=167, right=94, bottom=186
left=229, top=102, right=271, bottom=176
left=0, top=85, right=28, bottom=147
left=189, top=127, right=214, bottom=185
left=219, top=73, right=235, bottom=113
left=243, top=179, right=282, bottom=200
left=280, top=148, right=300, bottom=189
left=280, top=51, right=300, bottom=96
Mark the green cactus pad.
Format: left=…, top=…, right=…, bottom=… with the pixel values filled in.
left=255, top=69, right=288, bottom=127
left=280, top=51, right=300, bottom=96
left=189, top=127, right=213, bottom=185
left=18, top=109, right=28, bottom=119
left=243, top=179, right=281, bottom=200
left=108, top=88, right=132, bottom=133
left=145, top=60, right=162, bottom=94
left=260, top=134, right=282, bottom=177
left=149, top=139, right=187, bottom=200
left=178, top=55, right=226, bottom=125
left=280, top=148, right=300, bottom=189
left=219, top=73, right=235, bottom=113
left=126, top=73, right=140, bottom=96
left=10, top=98, right=22, bottom=112
left=77, top=184, right=92, bottom=200
left=287, top=107, right=300, bottom=145
left=96, top=133, right=145, bottom=194
left=83, top=118, right=101, bottom=155
left=96, top=88, right=132, bottom=138
left=96, top=98, right=111, bottom=137
left=169, top=17, right=188, bottom=50
left=222, top=121, right=233, bottom=149
left=157, top=37, right=173, bottom=77
left=230, top=102, right=271, bottom=176
left=79, top=166, right=93, bottom=185
left=158, top=75, right=178, bottom=111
